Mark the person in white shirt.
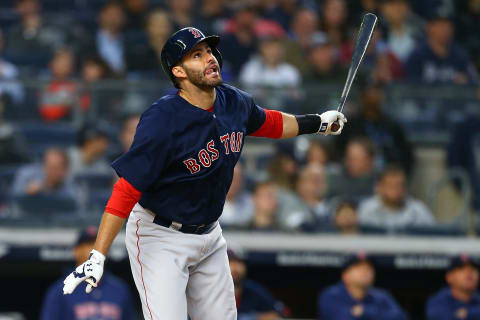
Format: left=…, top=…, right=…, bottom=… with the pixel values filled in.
left=239, top=34, right=300, bottom=88
left=358, top=165, right=434, bottom=232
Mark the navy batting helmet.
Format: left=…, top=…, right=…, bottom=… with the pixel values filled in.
left=160, top=27, right=222, bottom=88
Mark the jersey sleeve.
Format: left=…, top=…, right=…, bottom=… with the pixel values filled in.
left=242, top=91, right=267, bottom=135
left=111, top=105, right=172, bottom=192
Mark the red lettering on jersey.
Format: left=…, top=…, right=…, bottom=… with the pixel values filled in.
left=183, top=158, right=201, bottom=174
left=236, top=132, right=243, bottom=152
left=207, top=140, right=219, bottom=161
left=220, top=134, right=230, bottom=154
left=230, top=132, right=237, bottom=153
left=198, top=149, right=211, bottom=167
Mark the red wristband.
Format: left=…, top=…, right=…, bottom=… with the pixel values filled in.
left=250, top=109, right=283, bottom=139
left=105, top=178, right=142, bottom=219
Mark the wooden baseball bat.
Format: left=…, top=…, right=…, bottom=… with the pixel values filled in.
left=331, top=13, right=378, bottom=132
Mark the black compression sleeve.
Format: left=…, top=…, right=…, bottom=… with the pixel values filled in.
left=295, top=114, right=321, bottom=135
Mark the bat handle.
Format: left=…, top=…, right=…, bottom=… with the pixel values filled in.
left=337, top=95, right=347, bottom=113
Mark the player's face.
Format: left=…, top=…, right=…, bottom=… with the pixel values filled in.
left=181, top=43, right=223, bottom=88
left=447, top=265, right=479, bottom=293
left=343, top=261, right=375, bottom=289
left=74, top=242, right=95, bottom=265
left=378, top=173, right=406, bottom=207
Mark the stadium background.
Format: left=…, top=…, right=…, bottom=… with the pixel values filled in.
left=0, top=0, right=480, bottom=319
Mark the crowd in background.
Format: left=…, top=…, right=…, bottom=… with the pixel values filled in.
left=0, top=0, right=480, bottom=235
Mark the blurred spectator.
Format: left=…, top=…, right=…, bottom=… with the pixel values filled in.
left=38, top=48, right=85, bottom=122
left=110, top=113, right=140, bottom=162
left=220, top=162, right=254, bottom=228
left=320, top=0, right=349, bottom=49
left=358, top=165, right=435, bottom=232
left=248, top=181, right=278, bottom=231
left=267, top=147, right=298, bottom=192
left=0, top=96, right=29, bottom=165
left=379, top=0, right=424, bottom=63
left=122, top=0, right=149, bottom=31
left=329, top=138, right=377, bottom=201
left=4, top=0, right=66, bottom=59
left=304, top=33, right=346, bottom=84
left=335, top=81, right=414, bottom=175
left=318, top=253, right=407, bottom=320
left=296, top=164, right=331, bottom=225
left=194, top=0, right=227, bottom=35
left=306, top=140, right=330, bottom=167
left=426, top=255, right=480, bottom=320
left=284, top=8, right=320, bottom=74
left=41, top=226, right=136, bottom=320
left=219, top=4, right=258, bottom=76
left=406, top=12, right=478, bottom=84
left=126, top=9, right=173, bottom=73
left=78, top=55, right=115, bottom=115
left=221, top=3, right=285, bottom=76
left=95, top=1, right=127, bottom=74
left=68, top=125, right=112, bottom=176
left=11, top=147, right=76, bottom=197
left=248, top=180, right=312, bottom=231
left=0, top=28, right=24, bottom=105
left=81, top=56, right=112, bottom=83
left=228, top=246, right=286, bottom=319
left=260, top=0, right=298, bottom=31
left=456, top=0, right=480, bottom=71
left=239, top=34, right=301, bottom=105
left=334, top=201, right=359, bottom=235
left=167, top=0, right=194, bottom=30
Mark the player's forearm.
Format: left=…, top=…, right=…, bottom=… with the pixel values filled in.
left=93, top=212, right=126, bottom=256
left=280, top=112, right=299, bottom=138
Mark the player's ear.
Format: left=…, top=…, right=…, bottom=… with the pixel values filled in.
left=172, top=65, right=187, bottom=80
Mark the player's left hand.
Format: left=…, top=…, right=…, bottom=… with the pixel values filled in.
left=318, top=110, right=347, bottom=135
left=63, top=249, right=105, bottom=295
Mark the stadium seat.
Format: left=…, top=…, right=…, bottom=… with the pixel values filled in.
left=15, top=122, right=76, bottom=159
left=11, top=194, right=78, bottom=217
left=74, top=172, right=114, bottom=190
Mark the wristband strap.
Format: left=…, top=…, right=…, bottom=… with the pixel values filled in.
left=295, top=114, right=322, bottom=135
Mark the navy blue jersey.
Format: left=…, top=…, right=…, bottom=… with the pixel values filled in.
left=318, top=282, right=407, bottom=320
left=426, top=287, right=480, bottom=320
left=112, top=84, right=266, bottom=225
left=41, top=273, right=136, bottom=320
left=237, top=279, right=283, bottom=318
left=406, top=42, right=478, bottom=84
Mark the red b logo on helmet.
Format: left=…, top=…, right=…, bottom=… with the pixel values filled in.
left=189, top=28, right=202, bottom=39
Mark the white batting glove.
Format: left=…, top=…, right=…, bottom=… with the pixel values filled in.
left=318, top=110, right=347, bottom=135
left=63, top=249, right=105, bottom=295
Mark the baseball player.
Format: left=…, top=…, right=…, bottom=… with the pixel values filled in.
left=62, top=27, right=347, bottom=320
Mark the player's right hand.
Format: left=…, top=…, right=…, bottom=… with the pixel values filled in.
left=318, top=110, right=347, bottom=135
left=63, top=249, right=105, bottom=295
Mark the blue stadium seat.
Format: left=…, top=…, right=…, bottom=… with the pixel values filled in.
left=74, top=172, right=114, bottom=190
left=15, top=122, right=76, bottom=158
left=11, top=194, right=78, bottom=217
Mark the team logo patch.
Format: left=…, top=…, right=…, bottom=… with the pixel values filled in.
left=319, top=123, right=328, bottom=133
left=189, top=28, right=202, bottom=39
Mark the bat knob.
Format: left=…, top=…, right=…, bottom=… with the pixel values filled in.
left=331, top=121, right=340, bottom=132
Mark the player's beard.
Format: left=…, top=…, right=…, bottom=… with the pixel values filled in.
left=185, top=66, right=223, bottom=88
